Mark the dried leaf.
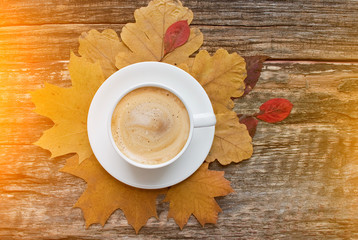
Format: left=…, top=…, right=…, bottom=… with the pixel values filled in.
left=78, top=29, right=122, bottom=79
left=238, top=115, right=259, bottom=138
left=179, top=49, right=252, bottom=165
left=164, top=163, right=233, bottom=229
left=164, top=20, right=190, bottom=55
left=256, top=98, right=293, bottom=123
left=33, top=0, right=258, bottom=232
left=31, top=53, right=105, bottom=163
left=61, top=154, right=166, bottom=233
left=179, top=48, right=246, bottom=111
left=115, top=0, right=203, bottom=69
left=242, top=56, right=269, bottom=96
left=206, top=108, right=253, bottom=165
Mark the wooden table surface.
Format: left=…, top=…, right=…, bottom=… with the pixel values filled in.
left=1, top=0, right=358, bottom=239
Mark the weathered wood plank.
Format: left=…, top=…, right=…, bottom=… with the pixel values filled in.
left=0, top=0, right=358, bottom=60
left=2, top=0, right=358, bottom=29
left=1, top=17, right=358, bottom=61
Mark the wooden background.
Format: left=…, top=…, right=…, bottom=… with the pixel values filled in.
left=1, top=0, right=358, bottom=239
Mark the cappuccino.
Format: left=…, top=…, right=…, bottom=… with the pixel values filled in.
left=111, top=87, right=190, bottom=165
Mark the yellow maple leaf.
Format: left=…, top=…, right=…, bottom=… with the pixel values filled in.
left=115, top=0, right=203, bottom=69
left=78, top=29, right=121, bottom=79
left=163, top=163, right=233, bottom=229
left=61, top=154, right=166, bottom=233
left=31, top=53, right=105, bottom=163
left=179, top=49, right=253, bottom=165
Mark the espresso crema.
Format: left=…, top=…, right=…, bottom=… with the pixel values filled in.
left=111, top=87, right=190, bottom=165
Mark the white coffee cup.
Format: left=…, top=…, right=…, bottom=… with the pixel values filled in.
left=108, top=82, right=216, bottom=169
left=88, top=62, right=217, bottom=188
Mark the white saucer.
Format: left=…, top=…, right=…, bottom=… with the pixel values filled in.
left=87, top=62, right=215, bottom=189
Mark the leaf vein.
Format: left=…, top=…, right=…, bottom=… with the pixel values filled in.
left=124, top=26, right=160, bottom=61
left=216, top=135, right=251, bottom=155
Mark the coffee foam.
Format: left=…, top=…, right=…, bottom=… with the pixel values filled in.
left=111, top=87, right=190, bottom=165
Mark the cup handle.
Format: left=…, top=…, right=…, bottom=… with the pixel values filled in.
left=193, top=113, right=216, bottom=128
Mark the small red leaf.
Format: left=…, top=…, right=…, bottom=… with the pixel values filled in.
left=256, top=98, right=293, bottom=123
left=238, top=115, right=258, bottom=138
left=241, top=56, right=269, bottom=97
left=164, top=20, right=190, bottom=55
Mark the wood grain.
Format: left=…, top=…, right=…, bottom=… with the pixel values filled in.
left=1, top=0, right=358, bottom=61
left=1, top=0, right=358, bottom=239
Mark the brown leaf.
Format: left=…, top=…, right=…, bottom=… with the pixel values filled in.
left=78, top=29, right=122, bottom=79
left=179, top=49, right=253, bottom=165
left=31, top=53, right=105, bottom=163
left=164, top=163, right=233, bottom=229
left=164, top=20, right=190, bottom=55
left=238, top=115, right=259, bottom=138
left=242, top=55, right=269, bottom=96
left=61, top=154, right=166, bottom=233
left=115, top=0, right=203, bottom=69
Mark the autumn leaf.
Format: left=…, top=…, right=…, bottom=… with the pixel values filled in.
left=242, top=55, right=269, bottom=96
left=256, top=98, right=293, bottom=123
left=78, top=29, right=122, bottom=79
left=164, top=20, right=190, bottom=55
left=164, top=163, right=233, bottom=229
left=115, top=0, right=203, bottom=69
left=31, top=53, right=105, bottom=163
left=238, top=114, right=259, bottom=138
left=179, top=48, right=246, bottom=111
left=179, top=49, right=253, bottom=165
left=61, top=154, right=166, bottom=233
left=29, top=0, right=283, bottom=233
left=206, top=108, right=253, bottom=164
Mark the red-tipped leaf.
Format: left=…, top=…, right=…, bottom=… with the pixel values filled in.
left=164, top=20, right=190, bottom=55
left=256, top=98, right=293, bottom=123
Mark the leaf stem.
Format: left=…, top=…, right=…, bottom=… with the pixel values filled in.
left=238, top=112, right=261, bottom=121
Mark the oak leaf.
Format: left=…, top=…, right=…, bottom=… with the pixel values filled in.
left=78, top=29, right=122, bottom=79
left=179, top=48, right=246, bottom=111
left=207, top=108, right=253, bottom=164
left=61, top=154, right=166, bottom=233
left=179, top=49, right=253, bottom=165
left=163, top=163, right=233, bottom=229
left=115, top=0, right=203, bottom=69
left=31, top=53, right=105, bottom=163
